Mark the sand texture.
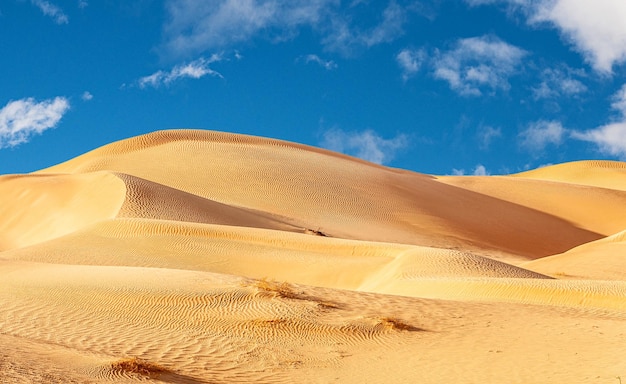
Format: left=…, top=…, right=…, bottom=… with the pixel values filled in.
left=1, top=129, right=625, bottom=383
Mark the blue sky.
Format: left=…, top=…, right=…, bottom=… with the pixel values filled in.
left=2, top=0, right=626, bottom=176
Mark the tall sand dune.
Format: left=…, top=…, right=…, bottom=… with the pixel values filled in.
left=1, top=129, right=625, bottom=383
left=37, top=130, right=602, bottom=259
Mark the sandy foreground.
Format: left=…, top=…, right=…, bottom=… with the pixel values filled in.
left=1, top=129, right=625, bottom=383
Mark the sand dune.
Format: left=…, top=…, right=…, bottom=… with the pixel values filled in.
left=524, top=229, right=626, bottom=280
left=514, top=160, right=626, bottom=191
left=37, top=130, right=602, bottom=260
left=439, top=173, right=626, bottom=238
left=2, top=129, right=626, bottom=383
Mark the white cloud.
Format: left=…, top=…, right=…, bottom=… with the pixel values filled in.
left=162, top=0, right=411, bottom=58
left=467, top=0, right=626, bottom=74
left=432, top=35, right=527, bottom=96
left=570, top=84, right=626, bottom=159
left=531, top=0, right=626, bottom=74
left=301, top=54, right=337, bottom=70
left=610, top=84, right=626, bottom=116
left=81, top=91, right=93, bottom=101
left=0, top=97, right=70, bottom=148
left=532, top=67, right=587, bottom=100
left=571, top=123, right=626, bottom=159
left=78, top=1, right=88, bottom=9
left=519, top=120, right=566, bottom=151
left=396, top=48, right=425, bottom=80
left=31, top=0, right=68, bottom=24
left=138, top=55, right=223, bottom=88
left=321, top=128, right=408, bottom=165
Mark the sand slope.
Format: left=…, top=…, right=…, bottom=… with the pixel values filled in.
left=1, top=129, right=625, bottom=383
left=524, top=229, right=626, bottom=280
left=0, top=171, right=126, bottom=251
left=37, top=130, right=602, bottom=260
left=514, top=160, right=626, bottom=191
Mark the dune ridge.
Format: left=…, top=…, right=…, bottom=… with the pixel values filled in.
left=513, top=160, right=626, bottom=191
left=37, top=129, right=603, bottom=260
left=1, top=129, right=625, bottom=383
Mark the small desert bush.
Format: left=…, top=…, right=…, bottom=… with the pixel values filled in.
left=250, top=278, right=300, bottom=300
left=377, top=317, right=421, bottom=332
left=304, top=228, right=328, bottom=237
left=110, top=357, right=169, bottom=377
left=245, top=278, right=341, bottom=309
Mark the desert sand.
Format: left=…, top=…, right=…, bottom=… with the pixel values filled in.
left=1, top=129, right=625, bottom=383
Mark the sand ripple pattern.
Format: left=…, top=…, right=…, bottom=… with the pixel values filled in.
left=0, top=264, right=427, bottom=383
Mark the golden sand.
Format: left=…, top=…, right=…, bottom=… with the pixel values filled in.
left=1, top=129, right=624, bottom=383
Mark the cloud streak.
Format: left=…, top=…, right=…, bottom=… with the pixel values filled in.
left=163, top=0, right=335, bottom=57
left=300, top=54, right=337, bottom=70
left=321, top=1, right=408, bottom=54
left=321, top=128, right=408, bottom=165
left=162, top=0, right=412, bottom=58
left=138, top=55, right=223, bottom=88
left=0, top=97, right=70, bottom=148
left=31, top=0, right=69, bottom=24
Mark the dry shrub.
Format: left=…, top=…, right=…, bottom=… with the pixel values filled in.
left=304, top=228, right=328, bottom=237
left=251, top=278, right=300, bottom=300
left=377, top=317, right=421, bottom=332
left=245, top=278, right=341, bottom=310
left=110, top=357, right=169, bottom=377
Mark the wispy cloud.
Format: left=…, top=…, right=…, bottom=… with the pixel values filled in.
left=78, top=0, right=88, bottom=9
left=396, top=48, right=426, bottom=81
left=0, top=97, right=70, bottom=148
left=81, top=91, right=93, bottom=101
left=451, top=164, right=490, bottom=176
left=473, top=164, right=489, bottom=175
left=532, top=66, right=587, bottom=100
left=432, top=35, right=527, bottom=96
left=477, top=125, right=502, bottom=149
left=162, top=0, right=412, bottom=58
left=299, top=54, right=337, bottom=70
left=322, top=1, right=409, bottom=54
left=163, top=0, right=336, bottom=57
left=138, top=55, right=223, bottom=88
left=320, top=128, right=408, bottom=165
left=518, top=120, right=566, bottom=152
left=610, top=83, right=626, bottom=116
left=31, top=0, right=69, bottom=24
left=467, top=0, right=626, bottom=74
